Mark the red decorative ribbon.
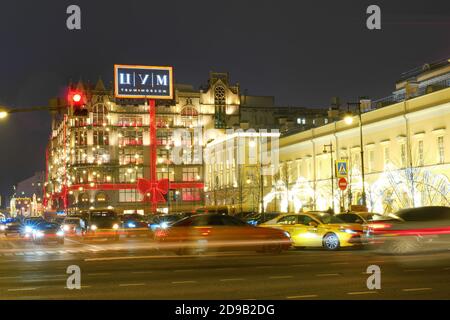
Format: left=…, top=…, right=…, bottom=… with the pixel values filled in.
left=137, top=178, right=169, bottom=203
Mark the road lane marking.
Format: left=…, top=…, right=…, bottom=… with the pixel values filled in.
left=87, top=273, right=111, bottom=276
left=255, top=266, right=273, bottom=269
left=172, top=280, right=197, bottom=284
left=119, top=283, right=145, bottom=287
left=132, top=271, right=153, bottom=274
left=291, top=264, right=310, bottom=267
left=287, top=294, right=318, bottom=299
left=347, top=291, right=377, bottom=295
left=402, top=288, right=432, bottom=292
left=268, top=275, right=293, bottom=279
left=214, top=267, right=237, bottom=271
left=315, top=273, right=339, bottom=277
left=7, top=287, right=37, bottom=292
left=85, top=255, right=185, bottom=262
left=14, top=253, right=24, bottom=256
left=174, top=269, right=195, bottom=272
left=219, top=278, right=245, bottom=282
left=0, top=276, right=21, bottom=280
left=404, top=269, right=424, bottom=272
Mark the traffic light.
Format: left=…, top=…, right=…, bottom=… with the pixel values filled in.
left=67, top=90, right=88, bottom=116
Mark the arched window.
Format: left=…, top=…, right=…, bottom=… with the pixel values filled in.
left=96, top=192, right=108, bottom=203
left=79, top=193, right=89, bottom=203
left=180, top=106, right=199, bottom=127
left=93, top=103, right=108, bottom=126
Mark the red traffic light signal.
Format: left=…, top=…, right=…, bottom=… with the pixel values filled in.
left=67, top=90, right=85, bottom=106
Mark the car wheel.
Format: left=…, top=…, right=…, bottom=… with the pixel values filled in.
left=381, top=237, right=420, bottom=255
left=323, top=233, right=340, bottom=251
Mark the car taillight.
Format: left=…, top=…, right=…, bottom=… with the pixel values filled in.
left=155, top=229, right=168, bottom=238
left=369, top=223, right=392, bottom=229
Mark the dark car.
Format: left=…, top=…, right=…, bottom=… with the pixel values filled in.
left=2, top=218, right=23, bottom=237
left=20, top=217, right=47, bottom=238
left=245, top=212, right=281, bottom=226
left=31, top=221, right=65, bottom=244
left=154, top=214, right=292, bottom=255
left=369, top=206, right=450, bottom=254
left=121, top=214, right=152, bottom=238
left=81, top=210, right=121, bottom=241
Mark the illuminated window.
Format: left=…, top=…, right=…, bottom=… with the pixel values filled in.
left=400, top=143, right=407, bottom=168
left=119, top=167, right=143, bottom=183
left=438, top=136, right=445, bottom=164
left=74, top=130, right=87, bottom=146
left=383, top=146, right=390, bottom=168
left=182, top=167, right=199, bottom=181
left=119, top=130, right=143, bottom=146
left=119, top=189, right=143, bottom=202
left=418, top=140, right=424, bottom=166
left=95, top=192, right=108, bottom=202
left=93, top=129, right=109, bottom=145
left=119, top=148, right=143, bottom=165
left=93, top=104, right=108, bottom=126
left=182, top=188, right=201, bottom=201
left=368, top=150, right=375, bottom=173
left=79, top=193, right=89, bottom=203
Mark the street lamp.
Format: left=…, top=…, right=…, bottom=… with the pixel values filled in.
left=323, top=143, right=335, bottom=213
left=345, top=101, right=367, bottom=208
left=0, top=109, right=8, bottom=119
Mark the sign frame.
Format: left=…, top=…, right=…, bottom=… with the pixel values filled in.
left=335, top=160, right=348, bottom=178
left=114, top=64, right=174, bottom=100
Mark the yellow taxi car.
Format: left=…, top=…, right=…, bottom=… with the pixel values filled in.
left=260, top=212, right=364, bottom=250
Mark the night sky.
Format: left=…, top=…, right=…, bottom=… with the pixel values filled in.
left=0, top=0, right=449, bottom=205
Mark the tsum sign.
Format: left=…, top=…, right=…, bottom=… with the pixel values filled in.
left=114, top=64, right=174, bottom=99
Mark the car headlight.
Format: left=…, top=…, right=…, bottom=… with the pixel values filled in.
left=90, top=225, right=98, bottom=231
left=25, top=226, right=33, bottom=233
left=283, top=231, right=291, bottom=238
left=35, top=231, right=44, bottom=238
left=113, top=224, right=119, bottom=230
left=160, top=222, right=168, bottom=229
left=127, top=222, right=136, bottom=228
left=56, top=230, right=64, bottom=237
left=341, top=228, right=357, bottom=234
left=0, top=225, right=5, bottom=231
left=63, top=225, right=70, bottom=231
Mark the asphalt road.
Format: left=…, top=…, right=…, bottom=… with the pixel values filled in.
left=0, top=234, right=449, bottom=299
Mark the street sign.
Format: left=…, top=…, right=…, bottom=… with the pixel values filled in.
left=336, top=160, right=348, bottom=178
left=338, top=177, right=348, bottom=191
left=114, top=64, right=174, bottom=99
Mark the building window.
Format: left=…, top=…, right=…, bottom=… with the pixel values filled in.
left=93, top=129, right=109, bottom=146
left=79, top=193, right=89, bottom=203
left=119, top=130, right=143, bottom=146
left=93, top=104, right=108, bottom=126
left=119, top=189, right=142, bottom=202
left=182, top=167, right=200, bottom=181
left=182, top=188, right=201, bottom=201
left=438, top=136, right=445, bottom=164
left=368, top=150, right=375, bottom=173
left=119, top=167, right=143, bottom=183
left=118, top=115, right=142, bottom=127
left=400, top=143, right=407, bottom=168
left=74, top=130, right=87, bottom=146
left=418, top=140, right=424, bottom=166
left=383, top=146, right=390, bottom=168
left=95, top=192, right=108, bottom=203
left=119, top=148, right=143, bottom=165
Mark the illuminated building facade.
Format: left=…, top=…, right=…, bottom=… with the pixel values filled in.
left=44, top=72, right=324, bottom=214
left=272, top=61, right=450, bottom=214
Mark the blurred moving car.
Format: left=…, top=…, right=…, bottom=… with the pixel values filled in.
left=21, top=217, right=47, bottom=239
left=31, top=221, right=65, bottom=244
left=2, top=218, right=22, bottom=237
left=148, top=214, right=188, bottom=232
left=121, top=214, right=152, bottom=238
left=62, top=216, right=83, bottom=235
left=154, top=214, right=291, bottom=255
left=81, top=210, right=121, bottom=241
left=367, top=206, right=450, bottom=254
left=260, top=212, right=363, bottom=250
left=245, top=212, right=281, bottom=226
left=195, top=206, right=230, bottom=215
left=337, top=212, right=385, bottom=224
